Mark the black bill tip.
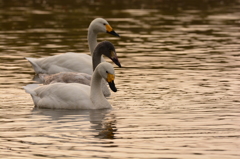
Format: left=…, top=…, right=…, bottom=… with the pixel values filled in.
left=108, top=80, right=117, bottom=92
left=112, top=58, right=122, bottom=68
left=107, top=30, right=120, bottom=37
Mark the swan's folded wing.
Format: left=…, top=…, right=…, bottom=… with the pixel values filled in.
left=31, top=83, right=92, bottom=109
left=25, top=53, right=93, bottom=74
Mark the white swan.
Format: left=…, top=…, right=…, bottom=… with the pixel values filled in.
left=38, top=41, right=121, bottom=97
left=23, top=62, right=117, bottom=109
left=25, top=18, right=120, bottom=75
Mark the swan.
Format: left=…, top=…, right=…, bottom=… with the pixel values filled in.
left=38, top=41, right=121, bottom=97
left=25, top=18, right=120, bottom=75
left=23, top=62, right=117, bottom=109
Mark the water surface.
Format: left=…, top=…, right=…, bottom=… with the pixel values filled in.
left=1, top=1, right=240, bottom=158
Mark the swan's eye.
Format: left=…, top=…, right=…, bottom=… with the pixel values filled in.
left=103, top=23, right=106, bottom=25
left=106, top=71, right=108, bottom=73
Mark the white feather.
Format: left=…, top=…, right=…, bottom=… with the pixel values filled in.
left=23, top=84, right=40, bottom=95
left=25, top=53, right=92, bottom=74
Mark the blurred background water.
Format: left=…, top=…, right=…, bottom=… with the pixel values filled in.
left=0, top=0, right=240, bottom=158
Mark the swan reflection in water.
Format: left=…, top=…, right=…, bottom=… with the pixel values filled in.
left=31, top=108, right=117, bottom=139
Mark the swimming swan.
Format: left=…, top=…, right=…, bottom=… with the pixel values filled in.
left=23, top=62, right=117, bottom=109
left=25, top=18, right=120, bottom=75
left=38, top=41, right=121, bottom=97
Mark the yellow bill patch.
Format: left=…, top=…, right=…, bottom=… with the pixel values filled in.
left=106, top=24, right=113, bottom=32
left=107, top=73, right=115, bottom=82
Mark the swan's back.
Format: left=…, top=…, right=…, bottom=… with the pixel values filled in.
left=24, top=83, right=94, bottom=109
left=39, top=72, right=92, bottom=85
left=26, top=53, right=92, bottom=74
left=38, top=72, right=111, bottom=97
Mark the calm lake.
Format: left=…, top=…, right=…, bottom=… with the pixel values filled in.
left=0, top=0, right=240, bottom=158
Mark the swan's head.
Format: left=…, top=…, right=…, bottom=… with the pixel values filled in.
left=89, top=18, right=120, bottom=37
left=95, top=41, right=121, bottom=68
left=97, top=62, right=117, bottom=92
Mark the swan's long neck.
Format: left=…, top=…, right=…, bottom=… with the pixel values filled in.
left=92, top=50, right=102, bottom=71
left=88, top=28, right=98, bottom=56
left=90, top=70, right=111, bottom=109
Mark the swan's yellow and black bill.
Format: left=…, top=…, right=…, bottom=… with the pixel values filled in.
left=107, top=73, right=114, bottom=83
left=110, top=50, right=121, bottom=68
left=106, top=24, right=120, bottom=37
left=107, top=73, right=117, bottom=92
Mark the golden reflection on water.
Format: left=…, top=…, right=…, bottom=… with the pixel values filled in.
left=1, top=0, right=240, bottom=158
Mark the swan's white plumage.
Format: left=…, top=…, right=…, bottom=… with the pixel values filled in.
left=24, top=62, right=116, bottom=109
left=23, top=84, right=38, bottom=95
left=26, top=18, right=118, bottom=75
left=25, top=83, right=92, bottom=109
left=39, top=72, right=111, bottom=97
left=26, top=53, right=92, bottom=74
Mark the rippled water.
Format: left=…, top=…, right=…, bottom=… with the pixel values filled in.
left=1, top=1, right=240, bottom=158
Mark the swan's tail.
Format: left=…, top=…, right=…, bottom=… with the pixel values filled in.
left=23, top=84, right=41, bottom=106
left=25, top=57, right=44, bottom=74
left=23, top=84, right=39, bottom=95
